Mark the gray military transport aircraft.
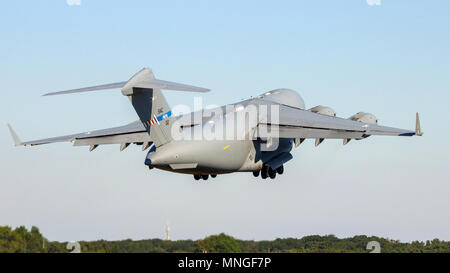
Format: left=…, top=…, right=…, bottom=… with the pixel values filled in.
left=8, top=68, right=423, bottom=180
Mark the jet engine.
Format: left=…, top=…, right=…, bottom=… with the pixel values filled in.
left=349, top=112, right=378, bottom=124
left=344, top=112, right=378, bottom=145
left=309, top=106, right=336, bottom=146
left=309, top=105, right=336, bottom=117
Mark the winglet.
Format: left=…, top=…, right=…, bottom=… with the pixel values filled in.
left=7, top=124, right=23, bottom=147
left=415, top=112, right=423, bottom=136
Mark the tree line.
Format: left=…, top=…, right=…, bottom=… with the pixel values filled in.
left=1, top=226, right=449, bottom=253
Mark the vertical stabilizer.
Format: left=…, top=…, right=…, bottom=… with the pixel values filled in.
left=122, top=68, right=175, bottom=147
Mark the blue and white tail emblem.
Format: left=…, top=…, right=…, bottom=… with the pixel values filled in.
left=145, top=110, right=172, bottom=127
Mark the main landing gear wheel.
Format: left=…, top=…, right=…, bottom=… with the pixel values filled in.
left=253, top=164, right=285, bottom=180
left=261, top=165, right=269, bottom=179
left=276, top=165, right=284, bottom=175
left=194, top=174, right=215, bottom=180
left=268, top=167, right=277, bottom=179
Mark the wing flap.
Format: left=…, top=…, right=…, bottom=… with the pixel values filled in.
left=8, top=121, right=151, bottom=147
left=73, top=132, right=151, bottom=146
left=21, top=134, right=80, bottom=146
left=257, top=124, right=366, bottom=139
left=256, top=104, right=416, bottom=139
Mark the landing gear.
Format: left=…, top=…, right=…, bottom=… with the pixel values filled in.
left=261, top=165, right=268, bottom=179
left=276, top=165, right=284, bottom=175
left=268, top=167, right=277, bottom=179
left=193, top=174, right=217, bottom=180
left=255, top=164, right=284, bottom=180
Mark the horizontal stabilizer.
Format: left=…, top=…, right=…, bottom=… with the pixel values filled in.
left=43, top=82, right=127, bottom=96
left=42, top=68, right=210, bottom=96
left=133, top=79, right=210, bottom=93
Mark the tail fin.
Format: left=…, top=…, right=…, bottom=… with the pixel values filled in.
left=124, top=69, right=175, bottom=147
left=41, top=67, right=210, bottom=147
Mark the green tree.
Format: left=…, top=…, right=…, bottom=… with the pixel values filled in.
left=2, top=225, right=450, bottom=253
left=0, top=226, right=23, bottom=253
left=196, top=233, right=241, bottom=253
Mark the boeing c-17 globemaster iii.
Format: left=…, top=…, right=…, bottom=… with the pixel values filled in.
left=7, top=68, right=423, bottom=180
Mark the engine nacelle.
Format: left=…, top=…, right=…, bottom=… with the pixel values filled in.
left=309, top=105, right=336, bottom=117
left=349, top=112, right=378, bottom=124
left=309, top=106, right=336, bottom=147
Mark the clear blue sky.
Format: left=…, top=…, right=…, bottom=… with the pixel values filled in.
left=1, top=0, right=449, bottom=242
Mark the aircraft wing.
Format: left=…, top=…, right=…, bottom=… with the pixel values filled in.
left=255, top=104, right=421, bottom=140
left=7, top=121, right=152, bottom=150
